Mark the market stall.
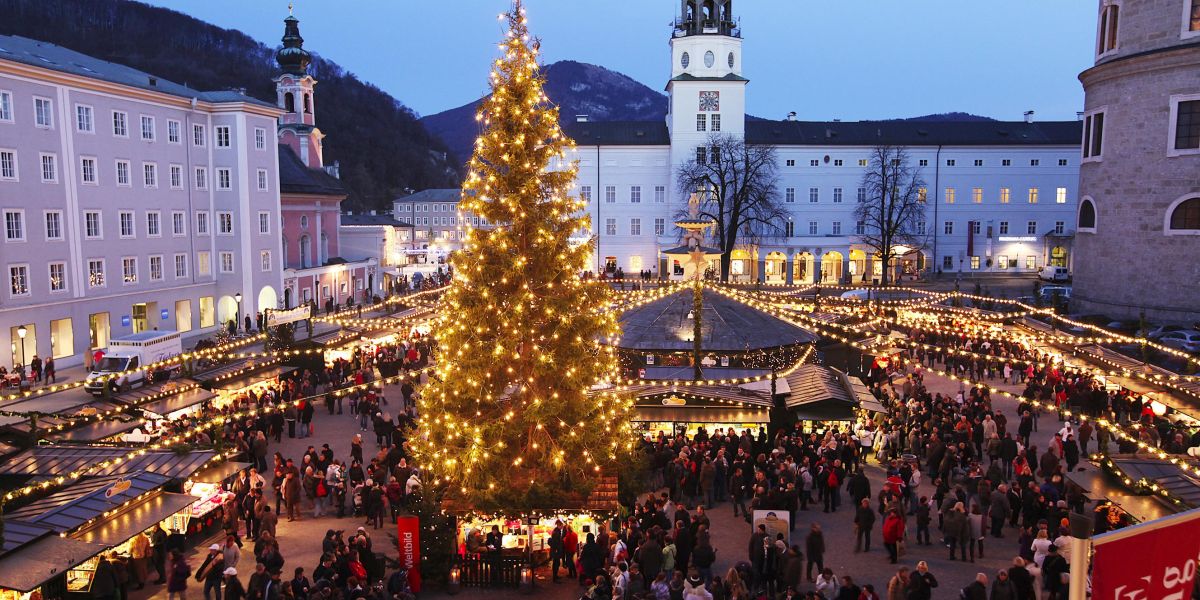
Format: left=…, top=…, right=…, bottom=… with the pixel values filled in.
left=622, top=384, right=772, bottom=437
left=0, top=530, right=106, bottom=600
left=132, top=387, right=218, bottom=421
left=784, top=364, right=864, bottom=434
left=209, top=366, right=295, bottom=400
left=183, top=461, right=250, bottom=535
left=0, top=444, right=215, bottom=486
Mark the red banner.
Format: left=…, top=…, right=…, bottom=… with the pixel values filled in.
left=1092, top=509, right=1200, bottom=600
left=397, top=515, right=422, bottom=593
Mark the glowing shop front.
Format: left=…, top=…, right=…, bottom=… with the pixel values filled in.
left=628, top=385, right=772, bottom=438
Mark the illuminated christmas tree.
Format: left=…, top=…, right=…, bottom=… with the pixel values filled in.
left=415, top=2, right=632, bottom=511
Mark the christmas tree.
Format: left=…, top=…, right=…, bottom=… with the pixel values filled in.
left=415, top=2, right=632, bottom=511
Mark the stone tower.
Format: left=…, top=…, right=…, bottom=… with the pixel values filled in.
left=274, top=8, right=325, bottom=169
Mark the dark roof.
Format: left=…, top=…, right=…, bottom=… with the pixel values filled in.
left=6, top=472, right=173, bottom=531
left=73, top=492, right=196, bottom=547
left=562, top=120, right=671, bottom=146
left=135, top=387, right=217, bottom=418
left=341, top=214, right=413, bottom=227
left=564, top=118, right=1082, bottom=147
left=784, top=364, right=853, bottom=407
left=0, top=534, right=108, bottom=592
left=278, top=145, right=346, bottom=196
left=0, top=520, right=56, bottom=553
left=668, top=72, right=750, bottom=83
left=618, top=288, right=818, bottom=351
left=0, top=35, right=272, bottom=108
left=745, top=119, right=1082, bottom=147
left=0, top=445, right=215, bottom=479
left=393, top=189, right=462, bottom=203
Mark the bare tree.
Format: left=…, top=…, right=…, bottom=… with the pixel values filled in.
left=676, top=134, right=785, bottom=282
left=855, top=146, right=928, bottom=285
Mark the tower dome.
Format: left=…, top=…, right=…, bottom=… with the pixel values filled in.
left=276, top=14, right=311, bottom=75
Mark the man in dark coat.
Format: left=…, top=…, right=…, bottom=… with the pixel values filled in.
left=853, top=498, right=876, bottom=552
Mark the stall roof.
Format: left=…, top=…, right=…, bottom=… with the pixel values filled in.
left=634, top=406, right=769, bottom=424
left=0, top=445, right=214, bottom=479
left=5, top=471, right=173, bottom=532
left=847, top=376, right=889, bottom=415
left=73, top=492, right=196, bottom=547
left=189, top=461, right=250, bottom=483
left=1107, top=456, right=1200, bottom=509
left=0, top=535, right=108, bottom=592
left=136, top=387, right=217, bottom=417
left=49, top=416, right=146, bottom=442
left=629, top=384, right=772, bottom=407
left=790, top=400, right=857, bottom=422
left=784, top=365, right=853, bottom=408
left=190, top=357, right=272, bottom=384
left=618, top=288, right=818, bottom=351
left=0, top=520, right=56, bottom=553
left=640, top=366, right=772, bottom=382
left=1064, top=465, right=1176, bottom=523
left=209, top=366, right=295, bottom=392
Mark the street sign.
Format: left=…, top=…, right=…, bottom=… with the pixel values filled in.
left=266, top=305, right=311, bottom=328
left=104, top=477, right=132, bottom=499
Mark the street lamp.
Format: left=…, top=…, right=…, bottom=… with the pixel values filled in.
left=234, top=293, right=243, bottom=332
left=16, top=325, right=27, bottom=369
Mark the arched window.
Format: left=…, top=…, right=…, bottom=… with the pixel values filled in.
left=1078, top=197, right=1097, bottom=232
left=1168, top=196, right=1200, bottom=232
left=284, top=92, right=295, bottom=113
left=303, top=94, right=311, bottom=114
left=299, top=235, right=310, bottom=269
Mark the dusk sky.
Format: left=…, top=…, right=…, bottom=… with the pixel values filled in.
left=145, top=1, right=1097, bottom=122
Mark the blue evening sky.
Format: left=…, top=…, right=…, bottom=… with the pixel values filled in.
left=144, top=1, right=1097, bottom=121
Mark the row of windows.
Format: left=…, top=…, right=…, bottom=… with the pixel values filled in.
left=396, top=203, right=459, bottom=213
left=592, top=217, right=1064, bottom=238
left=0, top=150, right=270, bottom=191
left=695, top=113, right=722, bottom=132
left=1096, top=0, right=1200, bottom=59
left=602, top=217, right=668, bottom=237
left=779, top=185, right=1068, bottom=205
left=1, top=208, right=272, bottom=242
left=6, top=250, right=270, bottom=298
left=783, top=157, right=1070, bottom=168
left=940, top=220, right=1065, bottom=236
left=1082, top=99, right=1200, bottom=160
left=1075, top=196, right=1200, bottom=234
left=408, top=216, right=490, bottom=228
left=943, top=255, right=1042, bottom=271
left=0, top=91, right=269, bottom=150
left=579, top=185, right=669, bottom=204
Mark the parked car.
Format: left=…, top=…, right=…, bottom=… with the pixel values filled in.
left=1038, top=266, right=1071, bottom=281
left=1158, top=331, right=1200, bottom=353
left=1147, top=325, right=1189, bottom=340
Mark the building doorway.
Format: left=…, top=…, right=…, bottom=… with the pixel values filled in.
left=821, top=251, right=844, bottom=284
left=1050, top=246, right=1068, bottom=267
left=9, top=324, right=36, bottom=370
left=131, top=303, right=150, bottom=333
left=88, top=312, right=110, bottom=357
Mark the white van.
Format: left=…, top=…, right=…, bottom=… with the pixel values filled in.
left=84, top=331, right=182, bottom=395
left=1039, top=266, right=1070, bottom=282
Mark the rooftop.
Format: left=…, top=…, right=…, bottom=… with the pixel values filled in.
left=617, top=288, right=817, bottom=352
left=393, top=189, right=463, bottom=204
left=278, top=145, right=345, bottom=197
left=341, top=213, right=414, bottom=227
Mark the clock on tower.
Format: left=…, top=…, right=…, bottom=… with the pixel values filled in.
left=699, top=91, right=720, bottom=111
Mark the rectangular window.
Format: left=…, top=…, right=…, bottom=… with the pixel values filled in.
left=654, top=218, right=665, bottom=235
left=1002, top=159, right=1012, bottom=166
left=711, top=114, right=721, bottom=132
left=174, top=253, right=189, bottom=278
left=215, top=125, right=231, bottom=148
left=1191, top=0, right=1200, bottom=32
left=142, top=162, right=157, bottom=187
left=115, top=160, right=131, bottom=186
left=605, top=218, right=617, bottom=236
left=997, top=255, right=1009, bottom=269
left=1055, top=221, right=1065, bottom=235
left=1027, top=221, right=1037, bottom=234
left=1030, top=159, right=1040, bottom=166
left=972, top=221, right=982, bottom=234
left=855, top=221, right=866, bottom=235
left=34, top=97, right=53, bottom=128
left=785, top=221, right=794, bottom=237
left=809, top=187, right=819, bottom=203
left=696, top=114, right=706, bottom=132
left=630, top=186, right=641, bottom=203
left=76, top=105, right=93, bottom=132
left=630, top=218, right=641, bottom=236
left=1059, top=158, right=1069, bottom=166
left=604, top=185, right=616, bottom=203
left=193, top=124, right=206, bottom=146
left=696, top=147, right=707, bottom=165
left=918, top=159, right=929, bottom=167
left=147, top=211, right=161, bottom=237
left=87, top=258, right=105, bottom=288
left=149, top=255, right=163, bottom=281
left=972, top=187, right=983, bottom=203
left=1173, top=99, right=1200, bottom=151
left=0, top=150, right=15, bottom=180
left=200, top=296, right=215, bottom=328
left=1028, top=188, right=1039, bottom=204
left=260, top=250, right=272, bottom=272
left=916, top=221, right=926, bottom=235
left=170, top=164, right=183, bottom=189
left=48, top=262, right=66, bottom=292
left=111, top=111, right=127, bottom=137
left=1083, top=110, right=1105, bottom=159
left=140, top=115, right=155, bottom=141
left=834, top=159, right=843, bottom=166
left=917, top=187, right=927, bottom=203
left=196, top=211, right=209, bottom=235
left=785, top=187, right=795, bottom=203
left=119, top=211, right=135, bottom=238
left=218, top=211, right=233, bottom=234
left=219, top=251, right=234, bottom=274
left=944, top=221, right=954, bottom=235
left=257, top=169, right=268, bottom=191
left=810, top=159, right=820, bottom=167
left=0, top=91, right=11, bottom=122
left=78, top=157, right=97, bottom=184
left=832, top=221, right=842, bottom=235
left=1056, top=187, right=1068, bottom=204
left=857, top=187, right=867, bottom=203
left=1026, top=255, right=1037, bottom=270
left=858, top=159, right=868, bottom=167
left=194, top=167, right=207, bottom=190
left=40, top=153, right=57, bottom=183
left=44, top=211, right=62, bottom=240
left=4, top=210, right=24, bottom=241
left=9, top=264, right=29, bottom=296
left=1098, top=3, right=1119, bottom=55
left=808, top=221, right=818, bottom=235
left=172, top=211, right=186, bottom=236
left=258, top=212, right=271, bottom=234
left=786, top=159, right=796, bottom=167
left=654, top=185, right=666, bottom=203
left=216, top=168, right=232, bottom=190
left=167, top=120, right=181, bottom=144
left=255, top=127, right=266, bottom=150
left=943, top=256, right=954, bottom=270
left=946, top=159, right=956, bottom=167
left=122, top=257, right=137, bottom=284
left=1000, top=187, right=1011, bottom=204
left=832, top=187, right=843, bottom=203
left=999, top=221, right=1009, bottom=235
left=974, top=159, right=984, bottom=167
left=85, top=211, right=102, bottom=239
left=970, top=256, right=981, bottom=270
left=944, top=187, right=956, bottom=204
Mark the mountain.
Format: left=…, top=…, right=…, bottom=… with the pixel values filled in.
left=422, top=60, right=669, bottom=166
left=902, top=112, right=995, bottom=122
left=0, top=0, right=460, bottom=212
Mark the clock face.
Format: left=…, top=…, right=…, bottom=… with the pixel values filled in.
left=699, top=91, right=719, bottom=112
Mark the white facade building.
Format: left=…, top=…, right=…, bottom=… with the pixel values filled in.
left=562, top=0, right=1081, bottom=284
left=0, top=35, right=284, bottom=370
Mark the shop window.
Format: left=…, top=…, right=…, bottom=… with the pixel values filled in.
left=176, top=300, right=193, bottom=333
left=997, top=255, right=1009, bottom=269
left=199, top=296, right=215, bottom=328
left=970, top=256, right=980, bottom=270
left=50, top=318, right=73, bottom=359
left=1025, top=256, right=1036, bottom=270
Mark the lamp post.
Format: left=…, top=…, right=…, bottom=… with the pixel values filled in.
left=234, top=293, right=243, bottom=332
left=16, top=325, right=27, bottom=370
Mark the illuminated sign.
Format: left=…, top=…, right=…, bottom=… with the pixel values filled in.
left=998, top=236, right=1038, bottom=242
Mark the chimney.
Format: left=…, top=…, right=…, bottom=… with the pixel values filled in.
left=1076, top=111, right=1085, bottom=121
left=575, top=115, right=589, bottom=122
left=786, top=112, right=797, bottom=122
left=1023, top=110, right=1035, bottom=124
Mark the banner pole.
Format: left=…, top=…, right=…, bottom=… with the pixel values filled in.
left=1068, top=537, right=1090, bottom=600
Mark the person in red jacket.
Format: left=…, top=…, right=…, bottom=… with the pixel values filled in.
left=561, top=524, right=579, bottom=581
left=882, top=508, right=906, bottom=564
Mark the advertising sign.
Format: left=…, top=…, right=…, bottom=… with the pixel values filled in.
left=752, top=510, right=790, bottom=546
left=397, top=516, right=422, bottom=593
left=266, top=305, right=311, bottom=328
left=1091, top=507, right=1200, bottom=600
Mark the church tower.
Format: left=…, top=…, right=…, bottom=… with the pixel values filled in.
left=274, top=8, right=325, bottom=169
left=667, top=0, right=747, bottom=195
